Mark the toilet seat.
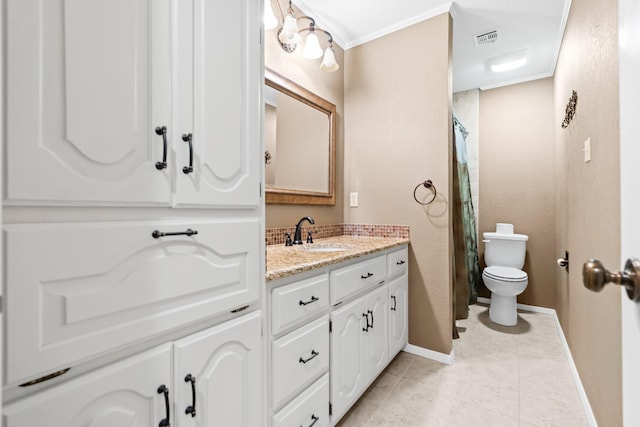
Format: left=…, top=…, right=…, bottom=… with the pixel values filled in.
left=483, top=266, right=528, bottom=282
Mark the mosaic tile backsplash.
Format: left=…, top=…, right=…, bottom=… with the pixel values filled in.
left=265, top=223, right=410, bottom=246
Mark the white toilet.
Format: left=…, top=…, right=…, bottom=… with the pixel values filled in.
left=482, top=223, right=529, bottom=326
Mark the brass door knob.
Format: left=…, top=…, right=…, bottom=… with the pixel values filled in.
left=582, top=258, right=640, bottom=301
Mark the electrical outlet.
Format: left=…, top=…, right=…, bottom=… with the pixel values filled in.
left=350, top=192, right=359, bottom=207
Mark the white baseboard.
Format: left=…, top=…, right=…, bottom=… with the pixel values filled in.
left=476, top=296, right=597, bottom=427
left=552, top=310, right=598, bottom=427
left=403, top=343, right=455, bottom=365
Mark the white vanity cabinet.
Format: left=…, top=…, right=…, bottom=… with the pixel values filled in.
left=4, top=311, right=262, bottom=427
left=268, top=244, right=408, bottom=427
left=4, top=218, right=260, bottom=387
left=5, top=0, right=261, bottom=208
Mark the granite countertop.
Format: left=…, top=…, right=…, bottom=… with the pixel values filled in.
left=266, top=235, right=410, bottom=282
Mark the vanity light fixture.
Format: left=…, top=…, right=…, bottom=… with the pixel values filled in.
left=265, top=0, right=340, bottom=72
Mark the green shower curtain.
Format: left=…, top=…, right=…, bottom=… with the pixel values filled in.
left=452, top=117, right=480, bottom=325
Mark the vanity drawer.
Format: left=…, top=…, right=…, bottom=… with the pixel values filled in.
left=273, top=374, right=329, bottom=427
left=272, top=273, right=329, bottom=335
left=330, top=255, right=386, bottom=305
left=272, top=315, right=329, bottom=411
left=4, top=219, right=260, bottom=386
left=387, top=246, right=409, bottom=279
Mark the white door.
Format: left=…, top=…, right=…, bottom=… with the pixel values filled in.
left=330, top=296, right=367, bottom=422
left=365, top=285, right=389, bottom=379
left=3, top=344, right=172, bottom=427
left=5, top=0, right=172, bottom=205
left=172, top=311, right=262, bottom=427
left=618, top=0, right=640, bottom=424
left=173, top=0, right=261, bottom=208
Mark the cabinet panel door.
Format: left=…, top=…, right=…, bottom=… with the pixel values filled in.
left=173, top=311, right=262, bottom=427
left=273, top=374, right=329, bottom=427
left=271, top=273, right=329, bottom=336
left=5, top=219, right=260, bottom=385
left=330, top=255, right=387, bottom=306
left=173, top=0, right=261, bottom=208
left=387, top=247, right=408, bottom=279
left=388, top=275, right=408, bottom=359
left=330, top=296, right=367, bottom=422
left=3, top=344, right=172, bottom=427
left=365, top=285, right=389, bottom=380
left=6, top=0, right=172, bottom=205
left=272, top=316, right=329, bottom=410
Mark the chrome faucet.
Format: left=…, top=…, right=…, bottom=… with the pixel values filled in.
left=293, top=216, right=315, bottom=245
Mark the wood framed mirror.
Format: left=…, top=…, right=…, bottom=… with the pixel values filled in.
left=264, top=68, right=336, bottom=205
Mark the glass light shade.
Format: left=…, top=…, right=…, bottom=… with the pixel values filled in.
left=279, top=14, right=301, bottom=44
left=320, top=47, right=339, bottom=72
left=264, top=0, right=278, bottom=31
left=303, top=32, right=323, bottom=59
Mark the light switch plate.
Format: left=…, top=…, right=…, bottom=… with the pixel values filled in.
left=350, top=192, right=359, bottom=207
left=584, top=137, right=591, bottom=163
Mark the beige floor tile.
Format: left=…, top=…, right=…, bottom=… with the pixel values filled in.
left=338, top=303, right=588, bottom=427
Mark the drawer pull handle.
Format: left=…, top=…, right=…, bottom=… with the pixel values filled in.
left=19, top=367, right=71, bottom=387
left=152, top=228, right=198, bottom=239
left=182, top=133, right=194, bottom=174
left=362, top=312, right=370, bottom=332
left=396, top=260, right=406, bottom=265
left=155, top=126, right=168, bottom=170
left=299, top=350, right=319, bottom=364
left=299, top=296, right=319, bottom=306
left=368, top=309, right=374, bottom=329
left=391, top=295, right=397, bottom=311
left=184, top=374, right=197, bottom=418
left=157, top=384, right=171, bottom=427
left=361, top=272, right=374, bottom=279
left=301, top=414, right=319, bottom=427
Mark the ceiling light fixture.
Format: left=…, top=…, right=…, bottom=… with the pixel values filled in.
left=265, top=0, right=339, bottom=72
left=488, top=48, right=529, bottom=73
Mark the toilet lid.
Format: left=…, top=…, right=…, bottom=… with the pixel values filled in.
left=483, top=266, right=528, bottom=282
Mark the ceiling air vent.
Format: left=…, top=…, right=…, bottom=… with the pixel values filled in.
left=473, top=29, right=500, bottom=46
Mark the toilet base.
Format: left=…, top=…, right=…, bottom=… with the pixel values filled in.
left=489, top=293, right=518, bottom=326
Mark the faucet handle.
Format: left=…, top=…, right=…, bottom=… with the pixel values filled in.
left=284, top=232, right=293, bottom=247
left=306, top=231, right=313, bottom=244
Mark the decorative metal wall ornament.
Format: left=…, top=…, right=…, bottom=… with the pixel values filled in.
left=561, top=90, right=578, bottom=129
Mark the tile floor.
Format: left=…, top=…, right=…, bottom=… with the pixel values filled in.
left=336, top=303, right=589, bottom=427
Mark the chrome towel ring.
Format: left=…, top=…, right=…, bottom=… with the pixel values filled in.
left=413, top=179, right=437, bottom=205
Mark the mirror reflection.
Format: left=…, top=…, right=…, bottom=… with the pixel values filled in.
left=265, top=68, right=336, bottom=205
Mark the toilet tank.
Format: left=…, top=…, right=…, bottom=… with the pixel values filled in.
left=483, top=231, right=528, bottom=269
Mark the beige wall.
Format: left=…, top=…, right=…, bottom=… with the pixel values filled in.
left=344, top=13, right=453, bottom=354
left=553, top=0, right=621, bottom=423
left=478, top=78, right=557, bottom=309
left=264, top=8, right=345, bottom=228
